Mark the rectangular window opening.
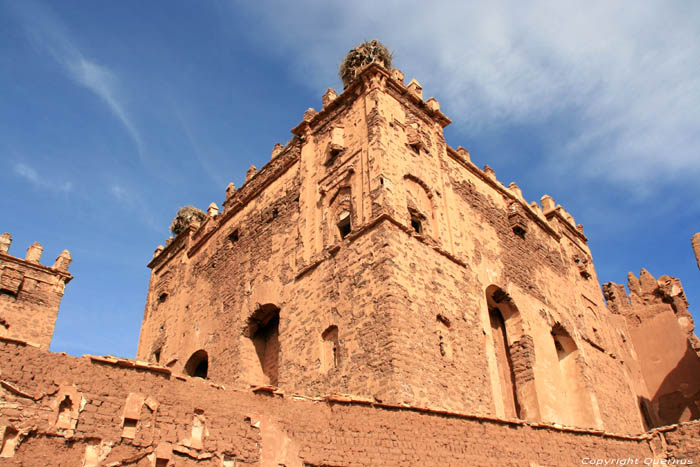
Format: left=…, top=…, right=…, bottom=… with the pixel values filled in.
left=228, top=229, right=239, bottom=244
left=337, top=216, right=351, bottom=239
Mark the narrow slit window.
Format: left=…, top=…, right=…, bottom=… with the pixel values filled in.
left=411, top=217, right=422, bottom=234
left=228, top=229, right=239, bottom=245
left=321, top=325, right=340, bottom=371
left=337, top=212, right=351, bottom=239
left=409, top=209, right=424, bottom=234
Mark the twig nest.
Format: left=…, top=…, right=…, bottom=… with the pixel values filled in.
left=339, top=40, right=393, bottom=89
left=170, top=206, right=207, bottom=235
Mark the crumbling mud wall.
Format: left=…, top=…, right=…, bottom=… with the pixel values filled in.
left=3, top=338, right=691, bottom=467
left=0, top=233, right=72, bottom=349
left=604, top=270, right=700, bottom=428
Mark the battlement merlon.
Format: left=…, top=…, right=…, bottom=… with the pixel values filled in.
left=149, top=61, right=590, bottom=273
left=0, top=233, right=73, bottom=280
left=291, top=62, right=451, bottom=139
left=290, top=62, right=587, bottom=245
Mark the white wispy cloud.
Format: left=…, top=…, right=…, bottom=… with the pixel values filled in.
left=173, top=108, right=226, bottom=187
left=7, top=0, right=144, bottom=157
left=109, top=183, right=160, bottom=232
left=236, top=0, right=700, bottom=191
left=14, top=163, right=72, bottom=192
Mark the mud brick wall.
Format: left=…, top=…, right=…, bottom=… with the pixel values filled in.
left=1, top=339, right=681, bottom=467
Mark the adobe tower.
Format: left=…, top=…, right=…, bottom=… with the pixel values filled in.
left=136, top=41, right=700, bottom=433
left=0, top=232, right=72, bottom=349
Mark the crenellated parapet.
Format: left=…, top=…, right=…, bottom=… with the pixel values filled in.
left=0, top=233, right=72, bottom=349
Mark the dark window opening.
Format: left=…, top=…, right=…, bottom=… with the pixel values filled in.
left=322, top=325, right=340, bottom=370
left=409, top=143, right=421, bottom=154
left=123, top=418, right=138, bottom=429
left=411, top=217, right=422, bottom=234
left=409, top=209, right=425, bottom=234
left=553, top=338, right=565, bottom=358
left=271, top=208, right=278, bottom=220
left=58, top=395, right=72, bottom=413
left=337, top=214, right=351, bottom=239
left=512, top=225, right=526, bottom=238
left=247, top=305, right=281, bottom=386
left=155, top=459, right=169, bottom=467
left=326, top=147, right=342, bottom=166
left=158, top=293, right=168, bottom=303
left=228, top=229, right=239, bottom=244
left=154, top=349, right=161, bottom=363
left=184, top=350, right=209, bottom=379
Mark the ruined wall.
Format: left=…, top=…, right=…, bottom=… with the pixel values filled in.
left=0, top=233, right=72, bottom=349
left=603, top=270, right=700, bottom=428
left=2, top=338, right=687, bottom=467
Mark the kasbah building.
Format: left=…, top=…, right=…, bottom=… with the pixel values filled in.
left=0, top=41, right=699, bottom=466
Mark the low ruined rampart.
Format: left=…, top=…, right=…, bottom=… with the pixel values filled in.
left=1, top=338, right=697, bottom=466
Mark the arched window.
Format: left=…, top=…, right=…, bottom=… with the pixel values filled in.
left=184, top=350, right=208, bottom=379
left=485, top=285, right=540, bottom=421
left=246, top=304, right=280, bottom=386
left=488, top=305, right=520, bottom=418
left=321, top=325, right=339, bottom=372
left=404, top=175, right=436, bottom=239
left=329, top=186, right=353, bottom=241
left=551, top=325, right=595, bottom=427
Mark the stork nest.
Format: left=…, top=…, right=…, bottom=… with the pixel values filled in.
left=170, top=206, right=207, bottom=235
left=339, top=40, right=393, bottom=89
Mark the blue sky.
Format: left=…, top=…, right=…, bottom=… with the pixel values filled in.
left=1, top=1, right=698, bottom=358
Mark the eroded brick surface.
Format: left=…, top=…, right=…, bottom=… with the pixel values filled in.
left=0, top=339, right=679, bottom=466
